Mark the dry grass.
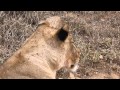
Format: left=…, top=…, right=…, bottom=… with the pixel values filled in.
left=0, top=11, right=120, bottom=79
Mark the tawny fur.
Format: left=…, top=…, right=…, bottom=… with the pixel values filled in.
left=0, top=16, right=80, bottom=79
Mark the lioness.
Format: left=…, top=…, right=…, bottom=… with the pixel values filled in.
left=0, top=16, right=80, bottom=79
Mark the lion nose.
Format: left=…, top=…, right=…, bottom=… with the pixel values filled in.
left=70, top=64, right=79, bottom=73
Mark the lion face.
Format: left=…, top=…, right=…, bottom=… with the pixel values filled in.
left=0, top=16, right=80, bottom=79
left=39, top=16, right=80, bottom=72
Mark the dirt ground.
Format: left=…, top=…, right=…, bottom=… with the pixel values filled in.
left=0, top=11, right=120, bottom=79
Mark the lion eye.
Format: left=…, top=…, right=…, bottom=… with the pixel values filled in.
left=70, top=65, right=74, bottom=68
left=57, top=28, right=68, bottom=42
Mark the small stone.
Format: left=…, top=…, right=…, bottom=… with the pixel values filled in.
left=101, top=18, right=105, bottom=21
left=99, top=55, right=103, bottom=59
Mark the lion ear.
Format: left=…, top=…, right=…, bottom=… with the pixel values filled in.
left=38, top=20, right=50, bottom=26
left=62, top=23, right=69, bottom=32
left=56, top=27, right=69, bottom=42
left=46, top=16, right=63, bottom=30
left=37, top=16, right=69, bottom=41
left=39, top=20, right=46, bottom=25
left=38, top=16, right=63, bottom=30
